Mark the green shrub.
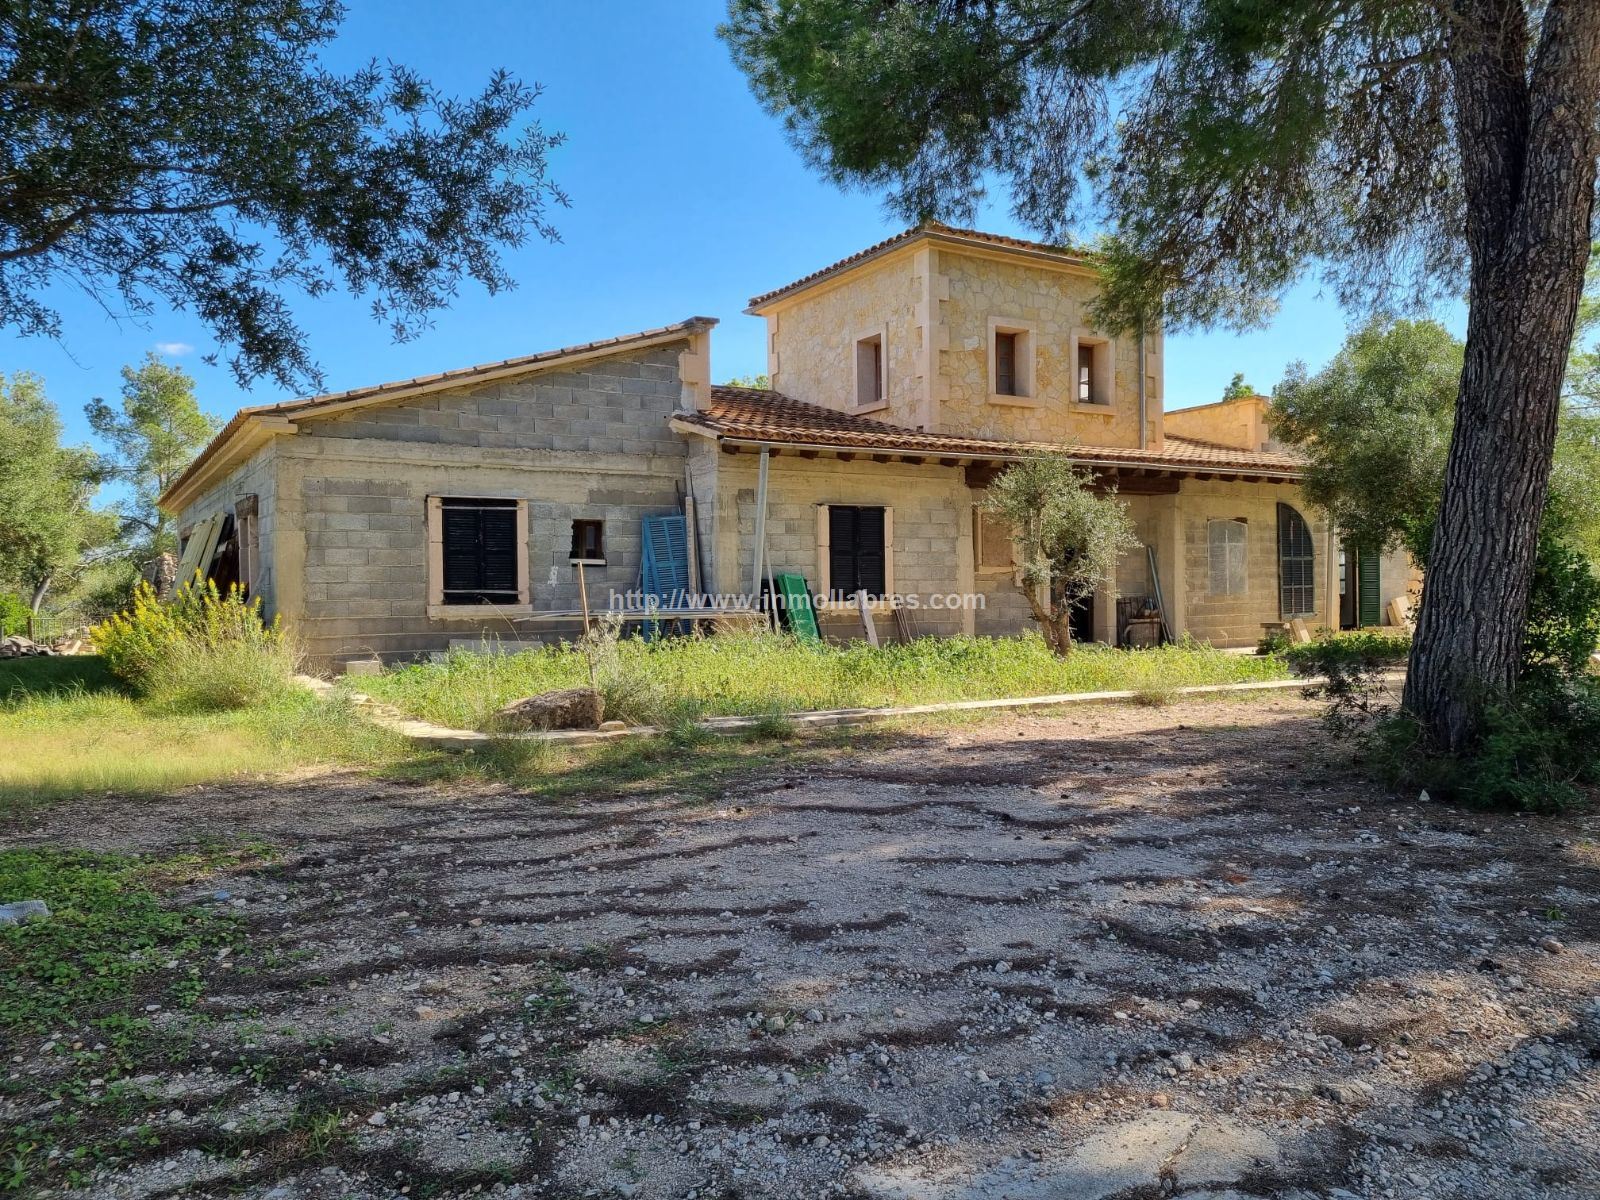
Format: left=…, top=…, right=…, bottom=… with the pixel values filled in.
left=0, top=592, right=31, bottom=638
left=91, top=576, right=297, bottom=708
left=1284, top=627, right=1413, bottom=677
left=1523, top=532, right=1600, bottom=681
left=1362, top=677, right=1600, bottom=813
left=1256, top=628, right=1291, bottom=655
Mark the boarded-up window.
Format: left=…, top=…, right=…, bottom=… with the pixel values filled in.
left=975, top=509, right=1016, bottom=570
left=1277, top=503, right=1316, bottom=617
left=828, top=505, right=887, bottom=598
left=441, top=497, right=520, bottom=605
left=1208, top=519, right=1248, bottom=596
left=994, top=332, right=1018, bottom=396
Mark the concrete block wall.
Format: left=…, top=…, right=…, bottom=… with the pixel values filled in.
left=267, top=342, right=692, bottom=664
left=705, top=451, right=986, bottom=641
left=302, top=346, right=686, bottom=458
left=1179, top=479, right=1335, bottom=647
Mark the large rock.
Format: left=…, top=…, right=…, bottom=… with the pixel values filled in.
left=492, top=688, right=604, bottom=732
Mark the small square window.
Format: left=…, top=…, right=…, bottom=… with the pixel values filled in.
left=855, top=333, right=884, bottom=408
left=570, top=519, right=605, bottom=563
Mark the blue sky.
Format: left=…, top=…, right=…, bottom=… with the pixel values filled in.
left=17, top=0, right=1464, bottom=463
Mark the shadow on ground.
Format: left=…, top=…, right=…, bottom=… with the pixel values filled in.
left=3, top=694, right=1598, bottom=1200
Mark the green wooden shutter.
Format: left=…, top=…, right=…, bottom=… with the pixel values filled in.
left=1358, top=547, right=1382, bottom=627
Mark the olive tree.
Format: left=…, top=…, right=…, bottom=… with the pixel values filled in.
left=981, top=457, right=1137, bottom=657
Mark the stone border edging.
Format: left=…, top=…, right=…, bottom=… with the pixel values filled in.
left=297, top=671, right=1407, bottom=752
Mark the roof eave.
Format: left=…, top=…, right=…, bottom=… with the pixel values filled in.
left=676, top=422, right=1303, bottom=480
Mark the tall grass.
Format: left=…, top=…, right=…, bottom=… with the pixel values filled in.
left=0, top=680, right=411, bottom=811
left=357, top=633, right=1290, bottom=730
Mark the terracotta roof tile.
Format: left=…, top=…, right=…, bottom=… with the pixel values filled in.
left=680, top=386, right=1306, bottom=477
left=747, top=223, right=1095, bottom=310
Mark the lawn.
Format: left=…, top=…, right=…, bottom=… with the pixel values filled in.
left=355, top=632, right=1292, bottom=730
left=0, top=657, right=413, bottom=812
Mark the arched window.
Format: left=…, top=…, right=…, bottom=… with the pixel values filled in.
left=1277, top=503, right=1316, bottom=617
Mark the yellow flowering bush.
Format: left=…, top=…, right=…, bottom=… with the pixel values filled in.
left=92, top=575, right=298, bottom=708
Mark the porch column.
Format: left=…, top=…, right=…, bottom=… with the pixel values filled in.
left=1093, top=576, right=1117, bottom=645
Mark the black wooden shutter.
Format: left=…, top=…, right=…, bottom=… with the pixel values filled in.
left=829, top=505, right=858, bottom=597
left=854, top=506, right=886, bottom=596
left=1277, top=503, right=1315, bottom=617
left=442, top=505, right=483, bottom=597
left=828, top=505, right=886, bottom=598
left=479, top=507, right=518, bottom=596
left=441, top=499, right=519, bottom=603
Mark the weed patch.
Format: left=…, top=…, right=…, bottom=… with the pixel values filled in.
left=359, top=634, right=1289, bottom=730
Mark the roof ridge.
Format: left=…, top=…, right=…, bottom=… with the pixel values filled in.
left=746, top=224, right=1096, bottom=311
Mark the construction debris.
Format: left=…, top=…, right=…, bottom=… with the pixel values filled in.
left=0, top=635, right=45, bottom=657
left=0, top=630, right=93, bottom=657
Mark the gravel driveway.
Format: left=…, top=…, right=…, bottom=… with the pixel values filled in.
left=6, top=694, right=1599, bottom=1199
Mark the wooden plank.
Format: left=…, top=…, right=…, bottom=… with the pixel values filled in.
left=856, top=590, right=879, bottom=647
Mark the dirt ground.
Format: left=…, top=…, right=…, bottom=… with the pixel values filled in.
left=5, top=693, right=1600, bottom=1200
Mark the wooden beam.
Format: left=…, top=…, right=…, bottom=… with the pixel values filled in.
left=901, top=455, right=925, bottom=466
left=964, top=461, right=1004, bottom=489
left=798, top=449, right=819, bottom=459
left=722, top=443, right=741, bottom=454
left=872, top=453, right=893, bottom=464
left=836, top=452, right=856, bottom=462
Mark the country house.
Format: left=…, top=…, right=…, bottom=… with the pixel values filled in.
left=158, top=224, right=1410, bottom=667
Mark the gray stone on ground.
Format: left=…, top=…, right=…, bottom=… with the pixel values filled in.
left=0, top=900, right=50, bottom=926
left=492, top=687, right=604, bottom=731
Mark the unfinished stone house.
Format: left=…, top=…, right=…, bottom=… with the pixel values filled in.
left=159, top=224, right=1409, bottom=668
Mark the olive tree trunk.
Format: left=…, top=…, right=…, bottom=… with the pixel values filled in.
left=1405, top=0, right=1600, bottom=753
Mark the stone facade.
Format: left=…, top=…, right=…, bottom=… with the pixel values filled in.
left=758, top=240, right=1165, bottom=448
left=764, top=253, right=926, bottom=428
left=704, top=451, right=975, bottom=640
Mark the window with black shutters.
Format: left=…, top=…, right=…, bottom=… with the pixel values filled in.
left=440, top=497, right=520, bottom=605
left=827, top=505, right=887, bottom=599
left=1277, top=503, right=1316, bottom=617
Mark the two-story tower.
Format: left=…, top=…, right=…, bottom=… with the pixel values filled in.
left=676, top=224, right=1338, bottom=646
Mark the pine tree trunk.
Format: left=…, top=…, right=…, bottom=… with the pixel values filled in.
left=1405, top=0, right=1600, bottom=753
